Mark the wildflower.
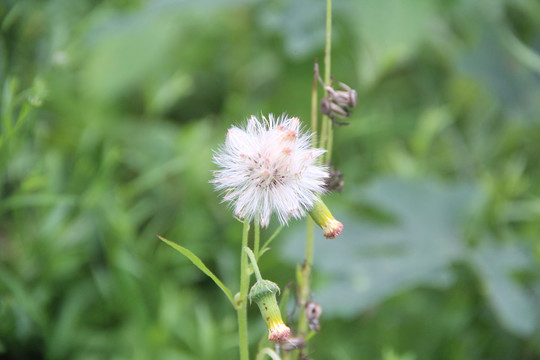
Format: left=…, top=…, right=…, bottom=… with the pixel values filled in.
left=212, top=114, right=328, bottom=227
left=309, top=199, right=343, bottom=239
left=249, top=279, right=291, bottom=343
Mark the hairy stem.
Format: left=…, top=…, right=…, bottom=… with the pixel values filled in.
left=237, top=219, right=251, bottom=360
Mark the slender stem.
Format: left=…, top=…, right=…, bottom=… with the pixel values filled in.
left=237, top=219, right=251, bottom=360
left=319, top=117, right=328, bottom=152
left=298, top=57, right=321, bottom=336
left=304, top=330, right=316, bottom=342
left=326, top=125, right=333, bottom=164
left=324, top=0, right=332, bottom=94
left=311, top=59, right=319, bottom=147
left=296, top=2, right=332, bottom=358
left=254, top=217, right=260, bottom=258
left=322, top=0, right=333, bottom=164
left=244, top=247, right=263, bottom=282
left=297, top=217, right=315, bottom=335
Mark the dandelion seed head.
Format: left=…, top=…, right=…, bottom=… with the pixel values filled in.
left=212, top=114, right=328, bottom=227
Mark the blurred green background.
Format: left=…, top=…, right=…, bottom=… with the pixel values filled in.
left=1, top=0, right=540, bottom=359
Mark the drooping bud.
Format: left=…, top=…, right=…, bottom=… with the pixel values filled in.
left=249, top=279, right=291, bottom=343
left=308, top=199, right=343, bottom=239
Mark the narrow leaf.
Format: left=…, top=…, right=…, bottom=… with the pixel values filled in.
left=157, top=235, right=235, bottom=307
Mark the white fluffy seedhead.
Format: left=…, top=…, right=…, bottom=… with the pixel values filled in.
left=212, top=114, right=328, bottom=227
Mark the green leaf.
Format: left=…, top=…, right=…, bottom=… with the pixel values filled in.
left=157, top=235, right=235, bottom=308
left=350, top=0, right=437, bottom=87
left=470, top=241, right=537, bottom=336
left=282, top=177, right=481, bottom=317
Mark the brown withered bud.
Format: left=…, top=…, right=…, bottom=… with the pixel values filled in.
left=327, top=82, right=357, bottom=108
left=324, top=165, right=344, bottom=192
left=320, top=97, right=350, bottom=126
left=305, top=301, right=323, bottom=332
left=320, top=97, right=349, bottom=118
left=314, top=60, right=357, bottom=126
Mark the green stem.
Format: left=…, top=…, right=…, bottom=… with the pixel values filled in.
left=297, top=217, right=315, bottom=335
left=306, top=57, right=319, bottom=322
left=324, top=0, right=332, bottom=96
left=326, top=125, right=333, bottom=164
left=244, top=247, right=263, bottom=282
left=322, top=0, right=333, bottom=164
left=237, top=219, right=251, bottom=360
left=254, top=217, right=260, bottom=258
left=297, top=2, right=332, bottom=358
left=311, top=59, right=319, bottom=147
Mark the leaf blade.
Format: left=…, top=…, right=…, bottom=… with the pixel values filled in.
left=157, top=235, right=235, bottom=307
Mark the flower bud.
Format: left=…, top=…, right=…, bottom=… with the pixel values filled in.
left=309, top=199, right=343, bottom=239
left=249, top=279, right=291, bottom=343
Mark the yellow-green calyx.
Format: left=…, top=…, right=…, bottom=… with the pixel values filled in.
left=249, top=279, right=291, bottom=343
left=309, top=199, right=343, bottom=239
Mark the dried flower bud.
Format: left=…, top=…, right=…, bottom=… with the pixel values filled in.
left=305, top=301, right=322, bottom=332
left=320, top=97, right=349, bottom=119
left=249, top=280, right=291, bottom=343
left=324, top=165, right=344, bottom=192
left=327, top=82, right=357, bottom=108
left=308, top=199, right=343, bottom=239
left=317, top=76, right=357, bottom=127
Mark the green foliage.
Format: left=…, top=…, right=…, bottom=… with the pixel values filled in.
left=1, top=0, right=540, bottom=359
left=284, top=178, right=480, bottom=316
